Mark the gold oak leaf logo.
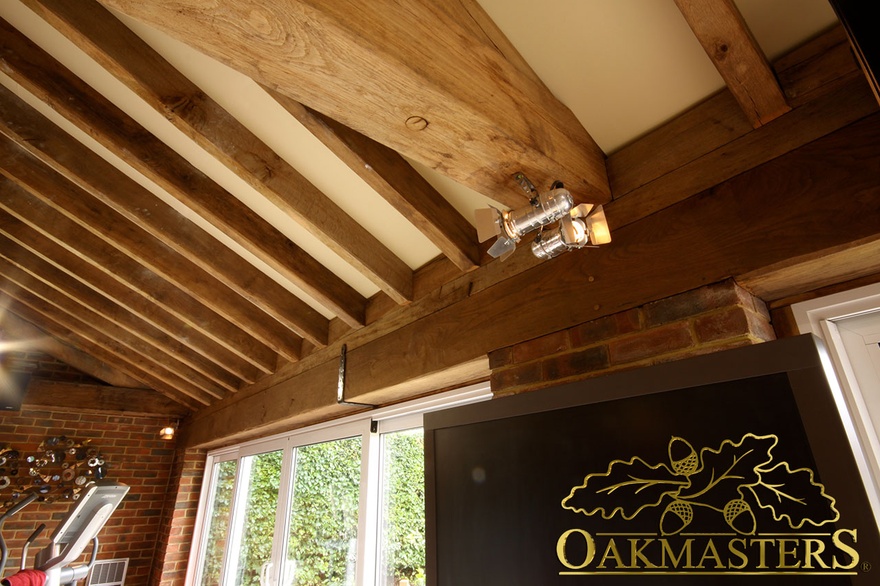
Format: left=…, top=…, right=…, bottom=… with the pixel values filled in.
left=560, top=433, right=840, bottom=535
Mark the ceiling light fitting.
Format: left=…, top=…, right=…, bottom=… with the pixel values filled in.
left=475, top=173, right=611, bottom=261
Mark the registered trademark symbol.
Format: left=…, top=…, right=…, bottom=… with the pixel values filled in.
left=861, top=561, right=872, bottom=572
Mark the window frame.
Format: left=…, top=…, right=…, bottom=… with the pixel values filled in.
left=185, top=382, right=491, bottom=586
left=792, top=282, right=880, bottom=529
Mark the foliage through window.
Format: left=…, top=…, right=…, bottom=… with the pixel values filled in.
left=199, top=460, right=236, bottom=586
left=232, top=451, right=283, bottom=586
left=188, top=385, right=489, bottom=586
left=379, top=429, right=426, bottom=586
left=287, top=438, right=361, bottom=585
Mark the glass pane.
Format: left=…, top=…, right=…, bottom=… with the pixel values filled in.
left=231, top=450, right=284, bottom=586
left=378, top=428, right=425, bottom=586
left=286, top=436, right=362, bottom=586
left=199, top=459, right=237, bottom=586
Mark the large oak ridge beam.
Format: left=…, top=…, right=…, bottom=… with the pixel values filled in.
left=0, top=18, right=363, bottom=331
left=19, top=0, right=414, bottom=308
left=0, top=310, right=144, bottom=389
left=95, top=0, right=610, bottom=209
left=675, top=0, right=790, bottom=128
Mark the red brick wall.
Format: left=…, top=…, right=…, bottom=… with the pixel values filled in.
left=149, top=447, right=204, bottom=586
left=489, top=280, right=775, bottom=395
left=0, top=407, right=180, bottom=585
left=1, top=351, right=102, bottom=385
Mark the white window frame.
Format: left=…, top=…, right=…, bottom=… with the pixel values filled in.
left=185, top=382, right=492, bottom=586
left=792, top=282, right=880, bottom=529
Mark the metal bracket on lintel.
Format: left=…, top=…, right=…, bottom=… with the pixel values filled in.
left=336, top=344, right=377, bottom=408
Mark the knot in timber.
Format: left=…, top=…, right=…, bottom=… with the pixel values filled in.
left=162, top=92, right=207, bottom=126
left=405, top=115, right=429, bottom=131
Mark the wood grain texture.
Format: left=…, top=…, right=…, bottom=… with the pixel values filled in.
left=0, top=237, right=243, bottom=393
left=21, top=0, right=409, bottom=311
left=95, top=0, right=609, bottom=206
left=270, top=92, right=481, bottom=272
left=738, top=235, right=880, bottom=302
left=0, top=256, right=229, bottom=400
left=0, top=86, right=331, bottom=345
left=0, top=17, right=367, bottom=326
left=608, top=27, right=854, bottom=200
left=2, top=293, right=207, bottom=409
left=0, top=211, right=264, bottom=383
left=675, top=0, right=790, bottom=127
left=0, top=180, right=278, bottom=374
left=24, top=380, right=191, bottom=417
left=0, top=310, right=143, bottom=389
left=183, top=114, right=880, bottom=445
left=181, top=359, right=342, bottom=448
left=606, top=29, right=877, bottom=229
left=0, top=136, right=317, bottom=356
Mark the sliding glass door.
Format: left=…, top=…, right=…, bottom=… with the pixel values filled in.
left=285, top=436, right=362, bottom=585
left=188, top=385, right=490, bottom=586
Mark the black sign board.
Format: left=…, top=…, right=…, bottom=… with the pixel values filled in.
left=425, top=335, right=880, bottom=585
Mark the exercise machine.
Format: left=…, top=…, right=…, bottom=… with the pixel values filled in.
left=0, top=482, right=128, bottom=586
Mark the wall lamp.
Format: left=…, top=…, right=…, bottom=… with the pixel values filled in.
left=475, top=174, right=611, bottom=260
left=159, top=425, right=176, bottom=440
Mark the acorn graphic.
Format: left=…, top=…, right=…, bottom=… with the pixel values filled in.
left=660, top=500, right=693, bottom=535
left=723, top=499, right=756, bottom=535
left=668, top=436, right=698, bottom=476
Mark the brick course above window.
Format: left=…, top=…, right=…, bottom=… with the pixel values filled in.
left=490, top=280, right=775, bottom=396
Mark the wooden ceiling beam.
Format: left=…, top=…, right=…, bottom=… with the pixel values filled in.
left=738, top=235, right=880, bottom=302
left=24, top=379, right=191, bottom=417
left=1, top=294, right=207, bottom=409
left=0, top=237, right=244, bottom=393
left=0, top=180, right=280, bottom=374
left=16, top=0, right=409, bottom=312
left=0, top=310, right=143, bottom=389
left=248, top=59, right=876, bottom=405
left=0, top=169, right=297, bottom=364
left=184, top=112, right=880, bottom=446
left=0, top=17, right=372, bottom=325
left=606, top=27, right=877, bottom=229
left=348, top=115, right=880, bottom=397
left=0, top=85, right=335, bottom=350
left=269, top=94, right=481, bottom=272
left=95, top=0, right=609, bottom=208
left=0, top=210, right=264, bottom=382
left=675, top=0, right=790, bottom=128
left=0, top=136, right=317, bottom=356
left=0, top=256, right=230, bottom=400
